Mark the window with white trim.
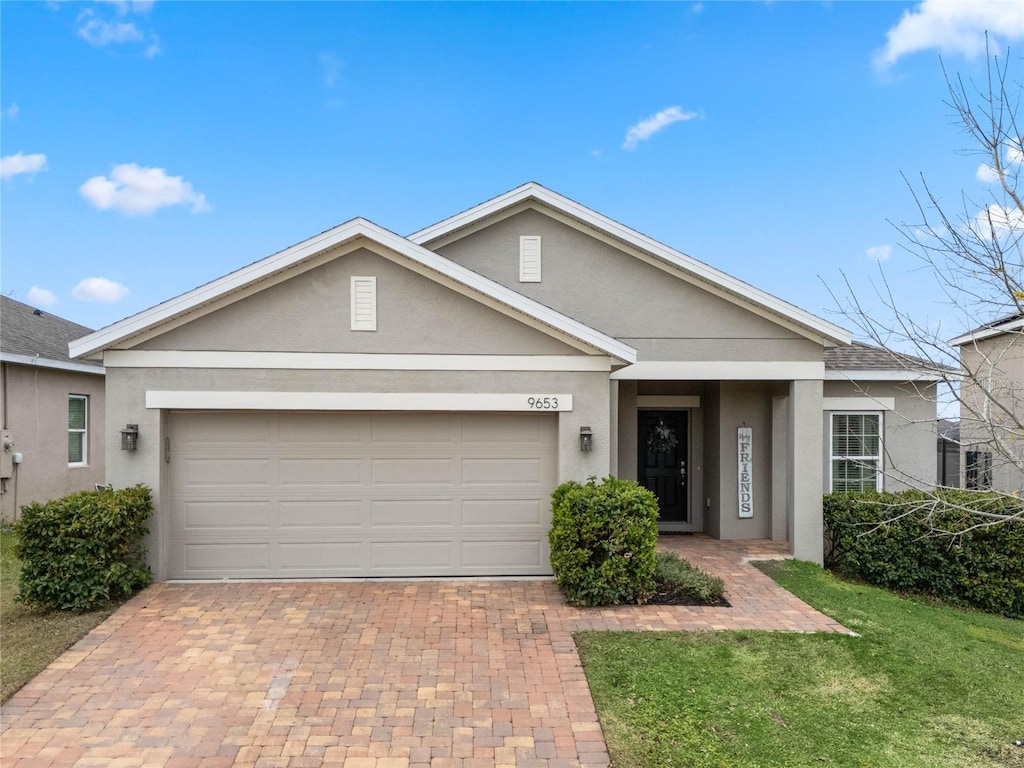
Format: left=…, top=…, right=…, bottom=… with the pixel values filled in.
left=351, top=276, right=377, bottom=331
left=519, top=236, right=541, bottom=282
left=830, top=412, right=882, bottom=492
left=68, top=395, right=88, bottom=466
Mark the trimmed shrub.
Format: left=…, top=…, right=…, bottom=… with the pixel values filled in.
left=16, top=485, right=153, bottom=612
left=653, top=550, right=725, bottom=605
left=824, top=490, right=1024, bottom=618
left=549, top=476, right=660, bottom=606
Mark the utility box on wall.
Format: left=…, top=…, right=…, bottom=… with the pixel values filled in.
left=1, top=430, right=14, bottom=479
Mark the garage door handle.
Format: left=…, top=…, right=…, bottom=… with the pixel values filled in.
left=165, top=437, right=170, bottom=464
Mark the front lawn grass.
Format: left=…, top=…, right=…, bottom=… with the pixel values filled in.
left=0, top=525, right=117, bottom=702
left=576, top=560, right=1024, bottom=768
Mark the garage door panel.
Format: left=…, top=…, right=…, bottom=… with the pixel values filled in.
left=168, top=411, right=557, bottom=578
left=183, top=543, right=271, bottom=573
left=279, top=458, right=363, bottom=485
left=180, top=458, right=272, bottom=486
left=372, top=414, right=456, bottom=443
left=278, top=500, right=364, bottom=528
left=461, top=414, right=553, bottom=443
left=462, top=499, right=543, bottom=526
left=462, top=457, right=547, bottom=485
left=371, top=541, right=453, bottom=569
left=277, top=542, right=366, bottom=572
left=461, top=540, right=546, bottom=568
left=371, top=458, right=454, bottom=485
left=278, top=413, right=366, bottom=443
left=181, top=501, right=272, bottom=530
left=371, top=499, right=454, bottom=526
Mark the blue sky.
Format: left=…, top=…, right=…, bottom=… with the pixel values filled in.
left=2, top=1, right=1022, bottom=341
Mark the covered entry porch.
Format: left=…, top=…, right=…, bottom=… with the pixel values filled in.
left=610, top=366, right=826, bottom=564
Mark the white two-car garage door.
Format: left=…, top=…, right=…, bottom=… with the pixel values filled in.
left=167, top=411, right=558, bottom=579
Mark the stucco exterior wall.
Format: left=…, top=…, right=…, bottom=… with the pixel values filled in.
left=959, top=337, right=1024, bottom=492
left=822, top=380, right=938, bottom=492
left=713, top=382, right=773, bottom=540
left=104, top=366, right=611, bottom=579
left=135, top=245, right=580, bottom=356
left=0, top=363, right=105, bottom=520
left=433, top=208, right=824, bottom=363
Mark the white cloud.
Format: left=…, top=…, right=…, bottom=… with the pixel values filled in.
left=143, top=33, right=161, bottom=58
left=26, top=287, right=58, bottom=307
left=319, top=52, right=343, bottom=89
left=1, top=153, right=48, bottom=180
left=974, top=202, right=1024, bottom=235
left=72, top=277, right=130, bottom=303
left=622, top=106, right=700, bottom=150
left=866, top=244, right=893, bottom=262
left=2, top=103, right=19, bottom=121
left=79, top=163, right=212, bottom=215
left=1007, top=140, right=1024, bottom=165
left=77, top=10, right=144, bottom=46
left=876, top=0, right=1024, bottom=69
left=977, top=163, right=1001, bottom=183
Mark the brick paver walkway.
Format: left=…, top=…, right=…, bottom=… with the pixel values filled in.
left=1, top=537, right=847, bottom=767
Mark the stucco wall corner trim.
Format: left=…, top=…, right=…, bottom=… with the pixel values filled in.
left=145, top=391, right=575, bottom=411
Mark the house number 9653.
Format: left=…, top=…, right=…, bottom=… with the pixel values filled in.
left=527, top=396, right=559, bottom=409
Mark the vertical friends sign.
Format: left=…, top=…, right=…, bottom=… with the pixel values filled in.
left=738, top=426, right=753, bottom=518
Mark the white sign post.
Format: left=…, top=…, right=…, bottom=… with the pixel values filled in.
left=738, top=426, right=753, bottom=518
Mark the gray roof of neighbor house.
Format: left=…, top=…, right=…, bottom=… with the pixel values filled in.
left=948, top=312, right=1024, bottom=347
left=824, top=341, right=946, bottom=380
left=0, top=296, right=102, bottom=370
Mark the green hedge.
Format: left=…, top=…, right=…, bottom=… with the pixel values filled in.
left=549, top=476, right=660, bottom=606
left=824, top=490, right=1024, bottom=618
left=16, top=485, right=153, bottom=612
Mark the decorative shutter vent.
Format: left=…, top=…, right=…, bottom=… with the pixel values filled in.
left=519, top=236, right=542, bottom=282
left=351, top=276, right=377, bottom=331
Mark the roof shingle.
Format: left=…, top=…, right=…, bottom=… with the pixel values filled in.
left=1, top=296, right=100, bottom=367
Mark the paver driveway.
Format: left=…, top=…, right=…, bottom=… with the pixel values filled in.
left=1, top=538, right=846, bottom=768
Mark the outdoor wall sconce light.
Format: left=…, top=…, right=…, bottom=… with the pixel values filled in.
left=579, top=426, right=593, bottom=452
left=121, top=424, right=139, bottom=451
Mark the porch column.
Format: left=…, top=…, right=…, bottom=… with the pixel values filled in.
left=789, top=378, right=824, bottom=564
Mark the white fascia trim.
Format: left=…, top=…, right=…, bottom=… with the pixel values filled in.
left=824, top=369, right=943, bottom=382
left=611, top=361, right=825, bottom=381
left=637, top=395, right=701, bottom=408
left=70, top=217, right=636, bottom=364
left=823, top=396, right=895, bottom=412
left=410, top=183, right=851, bottom=346
left=105, top=350, right=613, bottom=372
left=146, top=391, right=575, bottom=412
left=0, top=352, right=105, bottom=376
left=948, top=318, right=1024, bottom=347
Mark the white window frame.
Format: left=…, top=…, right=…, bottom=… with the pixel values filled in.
left=519, top=235, right=541, bottom=283
left=350, top=276, right=377, bottom=331
left=829, top=411, right=883, bottom=492
left=68, top=394, right=88, bottom=467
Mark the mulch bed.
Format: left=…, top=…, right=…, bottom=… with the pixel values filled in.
left=647, top=590, right=731, bottom=608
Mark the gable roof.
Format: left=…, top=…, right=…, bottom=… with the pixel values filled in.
left=823, top=341, right=947, bottom=381
left=410, top=182, right=852, bottom=347
left=0, top=297, right=104, bottom=375
left=70, top=217, right=637, bottom=364
left=948, top=312, right=1023, bottom=347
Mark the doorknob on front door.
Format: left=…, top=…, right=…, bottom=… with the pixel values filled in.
left=680, top=460, right=686, bottom=481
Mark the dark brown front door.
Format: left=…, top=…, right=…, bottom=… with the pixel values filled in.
left=638, top=410, right=689, bottom=524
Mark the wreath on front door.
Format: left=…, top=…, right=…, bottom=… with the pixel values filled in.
left=646, top=419, right=678, bottom=454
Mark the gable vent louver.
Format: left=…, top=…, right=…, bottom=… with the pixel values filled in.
left=519, top=236, right=542, bottom=283
left=351, top=276, right=377, bottom=331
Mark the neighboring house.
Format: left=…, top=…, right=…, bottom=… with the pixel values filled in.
left=70, top=183, right=939, bottom=580
left=1, top=297, right=106, bottom=520
left=949, top=314, right=1024, bottom=492
left=937, top=419, right=961, bottom=488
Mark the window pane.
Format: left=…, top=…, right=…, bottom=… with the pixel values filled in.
left=832, top=459, right=879, bottom=492
left=68, top=397, right=86, bottom=430
left=68, top=432, right=84, bottom=464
